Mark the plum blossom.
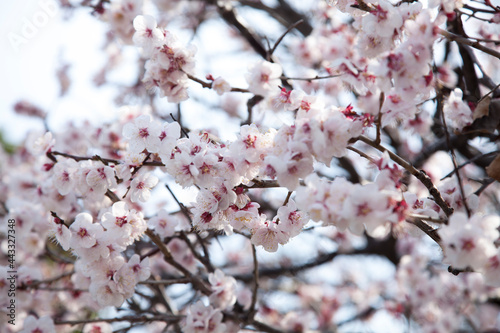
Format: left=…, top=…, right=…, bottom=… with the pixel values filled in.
left=101, top=201, right=134, bottom=242
left=69, top=213, right=103, bottom=249
left=52, top=158, right=79, bottom=195
left=182, top=301, right=227, bottom=333
left=438, top=212, right=500, bottom=270
left=148, top=209, right=179, bottom=238
left=132, top=15, right=164, bottom=56
left=83, top=322, right=113, bottom=333
left=482, top=251, right=500, bottom=287
left=85, top=161, right=118, bottom=199
left=359, top=0, right=403, bottom=38
left=158, top=121, right=181, bottom=161
left=251, top=217, right=290, bottom=252
left=89, top=279, right=125, bottom=308
left=208, top=269, right=237, bottom=310
left=443, top=88, right=473, bottom=130
left=245, top=60, right=282, bottom=96
left=51, top=215, right=71, bottom=251
left=140, top=27, right=196, bottom=103
left=20, top=315, right=55, bottom=333
left=226, top=202, right=262, bottom=232
left=126, top=254, right=151, bottom=282
left=212, top=77, right=231, bottom=95
left=123, top=114, right=162, bottom=153
left=129, top=171, right=159, bottom=202
left=31, top=131, right=55, bottom=155
left=276, top=199, right=308, bottom=238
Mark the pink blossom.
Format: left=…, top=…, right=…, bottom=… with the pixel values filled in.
left=148, top=209, right=179, bottom=238
left=208, top=269, right=237, bottom=310
left=123, top=114, right=162, bottom=153
left=182, top=301, right=227, bottom=333
left=251, top=218, right=290, bottom=252
left=245, top=60, right=282, bottom=96
left=52, top=159, right=79, bottom=195
left=443, top=88, right=473, bottom=130
left=438, top=213, right=499, bottom=270
left=20, top=315, right=55, bottom=333
left=132, top=15, right=164, bottom=56
left=212, top=77, right=231, bottom=95
left=69, top=213, right=103, bottom=249
left=129, top=171, right=159, bottom=202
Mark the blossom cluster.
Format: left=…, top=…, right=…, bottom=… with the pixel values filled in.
left=3, top=0, right=500, bottom=331
left=133, top=15, right=196, bottom=102
left=295, top=154, right=405, bottom=237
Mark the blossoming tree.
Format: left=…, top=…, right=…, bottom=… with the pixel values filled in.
left=3, top=0, right=500, bottom=332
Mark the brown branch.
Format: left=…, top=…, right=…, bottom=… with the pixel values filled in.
left=186, top=73, right=249, bottom=93
left=248, top=244, right=259, bottom=320
left=357, top=135, right=454, bottom=217
left=179, top=231, right=215, bottom=273
left=138, top=278, right=191, bottom=285
left=406, top=218, right=442, bottom=245
left=145, top=229, right=212, bottom=295
left=439, top=29, right=500, bottom=59
left=280, top=74, right=342, bottom=81
left=242, top=95, right=264, bottom=126
left=49, top=151, right=119, bottom=164
left=269, top=19, right=304, bottom=57
left=375, top=92, right=384, bottom=145
left=55, top=315, right=183, bottom=326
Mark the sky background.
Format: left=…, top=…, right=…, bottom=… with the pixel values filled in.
left=1, top=0, right=117, bottom=144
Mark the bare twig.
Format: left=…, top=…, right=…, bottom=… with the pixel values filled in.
left=280, top=74, right=342, bottom=81
left=248, top=244, right=259, bottom=320
left=406, top=218, right=442, bottom=245
left=170, top=112, right=189, bottom=138
left=242, top=95, right=264, bottom=126
left=375, top=92, right=384, bottom=145
left=138, top=278, right=191, bottom=285
left=186, top=73, right=249, bottom=93
left=439, top=29, right=500, bottom=59
left=145, top=229, right=212, bottom=295
left=269, top=19, right=304, bottom=57
left=55, top=315, right=183, bottom=326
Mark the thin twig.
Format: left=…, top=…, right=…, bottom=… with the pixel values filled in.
left=242, top=95, right=264, bottom=126
left=347, top=146, right=375, bottom=163
left=138, top=278, right=191, bottom=285
left=165, top=185, right=193, bottom=224
left=439, top=29, right=500, bottom=59
left=55, top=315, right=183, bottom=326
left=406, top=218, right=442, bottom=245
left=49, top=151, right=119, bottom=164
left=186, top=73, right=249, bottom=93
left=477, top=82, right=500, bottom=104
left=179, top=231, right=215, bottom=273
left=170, top=112, right=189, bottom=138
left=269, top=19, right=304, bottom=57
left=18, top=270, right=75, bottom=290
left=375, top=92, right=384, bottom=145
left=407, top=213, right=447, bottom=224
left=440, top=150, right=499, bottom=180
left=280, top=74, right=342, bottom=81
left=248, top=244, right=259, bottom=320
left=145, top=229, right=212, bottom=295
